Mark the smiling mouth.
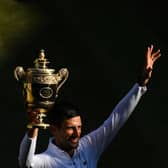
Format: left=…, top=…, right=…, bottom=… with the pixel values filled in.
left=70, top=138, right=79, bottom=144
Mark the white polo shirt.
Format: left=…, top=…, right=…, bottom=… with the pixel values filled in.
left=18, top=83, right=147, bottom=168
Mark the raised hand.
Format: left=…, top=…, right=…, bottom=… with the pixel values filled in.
left=138, top=45, right=161, bottom=86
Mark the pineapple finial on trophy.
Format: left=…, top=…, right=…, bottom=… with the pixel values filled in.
left=34, top=49, right=49, bottom=69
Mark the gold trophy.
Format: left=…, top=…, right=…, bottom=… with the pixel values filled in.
left=14, top=49, right=69, bottom=129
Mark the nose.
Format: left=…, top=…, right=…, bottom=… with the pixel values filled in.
left=73, top=127, right=81, bottom=137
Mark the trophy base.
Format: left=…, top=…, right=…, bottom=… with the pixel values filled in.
left=27, top=123, right=50, bottom=129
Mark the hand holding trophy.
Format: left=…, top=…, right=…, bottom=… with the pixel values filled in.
left=14, top=50, right=69, bottom=129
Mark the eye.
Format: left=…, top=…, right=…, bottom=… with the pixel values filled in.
left=66, top=126, right=74, bottom=130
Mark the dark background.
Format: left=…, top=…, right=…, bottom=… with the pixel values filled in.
left=0, top=0, right=168, bottom=167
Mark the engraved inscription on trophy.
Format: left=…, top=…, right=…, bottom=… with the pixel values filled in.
left=14, top=49, right=69, bottom=129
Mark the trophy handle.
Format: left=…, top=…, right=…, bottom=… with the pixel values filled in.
left=14, top=66, right=25, bottom=81
left=55, top=68, right=69, bottom=96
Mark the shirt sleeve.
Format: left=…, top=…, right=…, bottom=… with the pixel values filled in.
left=18, top=133, right=37, bottom=168
left=80, top=83, right=147, bottom=160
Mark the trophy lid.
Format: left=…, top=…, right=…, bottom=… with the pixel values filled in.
left=14, top=49, right=69, bottom=85
left=27, top=49, right=55, bottom=74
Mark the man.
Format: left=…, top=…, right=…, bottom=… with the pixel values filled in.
left=18, top=45, right=161, bottom=168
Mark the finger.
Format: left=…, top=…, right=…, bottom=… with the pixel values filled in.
left=147, top=45, right=153, bottom=55
left=150, top=44, right=154, bottom=52
left=152, top=49, right=161, bottom=57
left=27, top=110, right=38, bottom=116
left=153, top=52, right=161, bottom=62
left=27, top=108, right=41, bottom=114
left=146, top=46, right=151, bottom=58
left=152, top=49, right=161, bottom=59
left=28, top=112, right=40, bottom=124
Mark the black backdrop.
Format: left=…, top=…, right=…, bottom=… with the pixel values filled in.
left=0, top=0, right=168, bottom=167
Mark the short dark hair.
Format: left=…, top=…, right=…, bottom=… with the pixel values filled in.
left=47, top=101, right=81, bottom=126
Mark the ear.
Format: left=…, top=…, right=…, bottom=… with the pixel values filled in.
left=49, top=124, right=58, bottom=135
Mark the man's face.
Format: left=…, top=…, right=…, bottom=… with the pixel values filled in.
left=52, top=116, right=82, bottom=151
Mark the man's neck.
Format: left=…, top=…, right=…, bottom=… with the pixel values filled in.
left=52, top=139, right=74, bottom=157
